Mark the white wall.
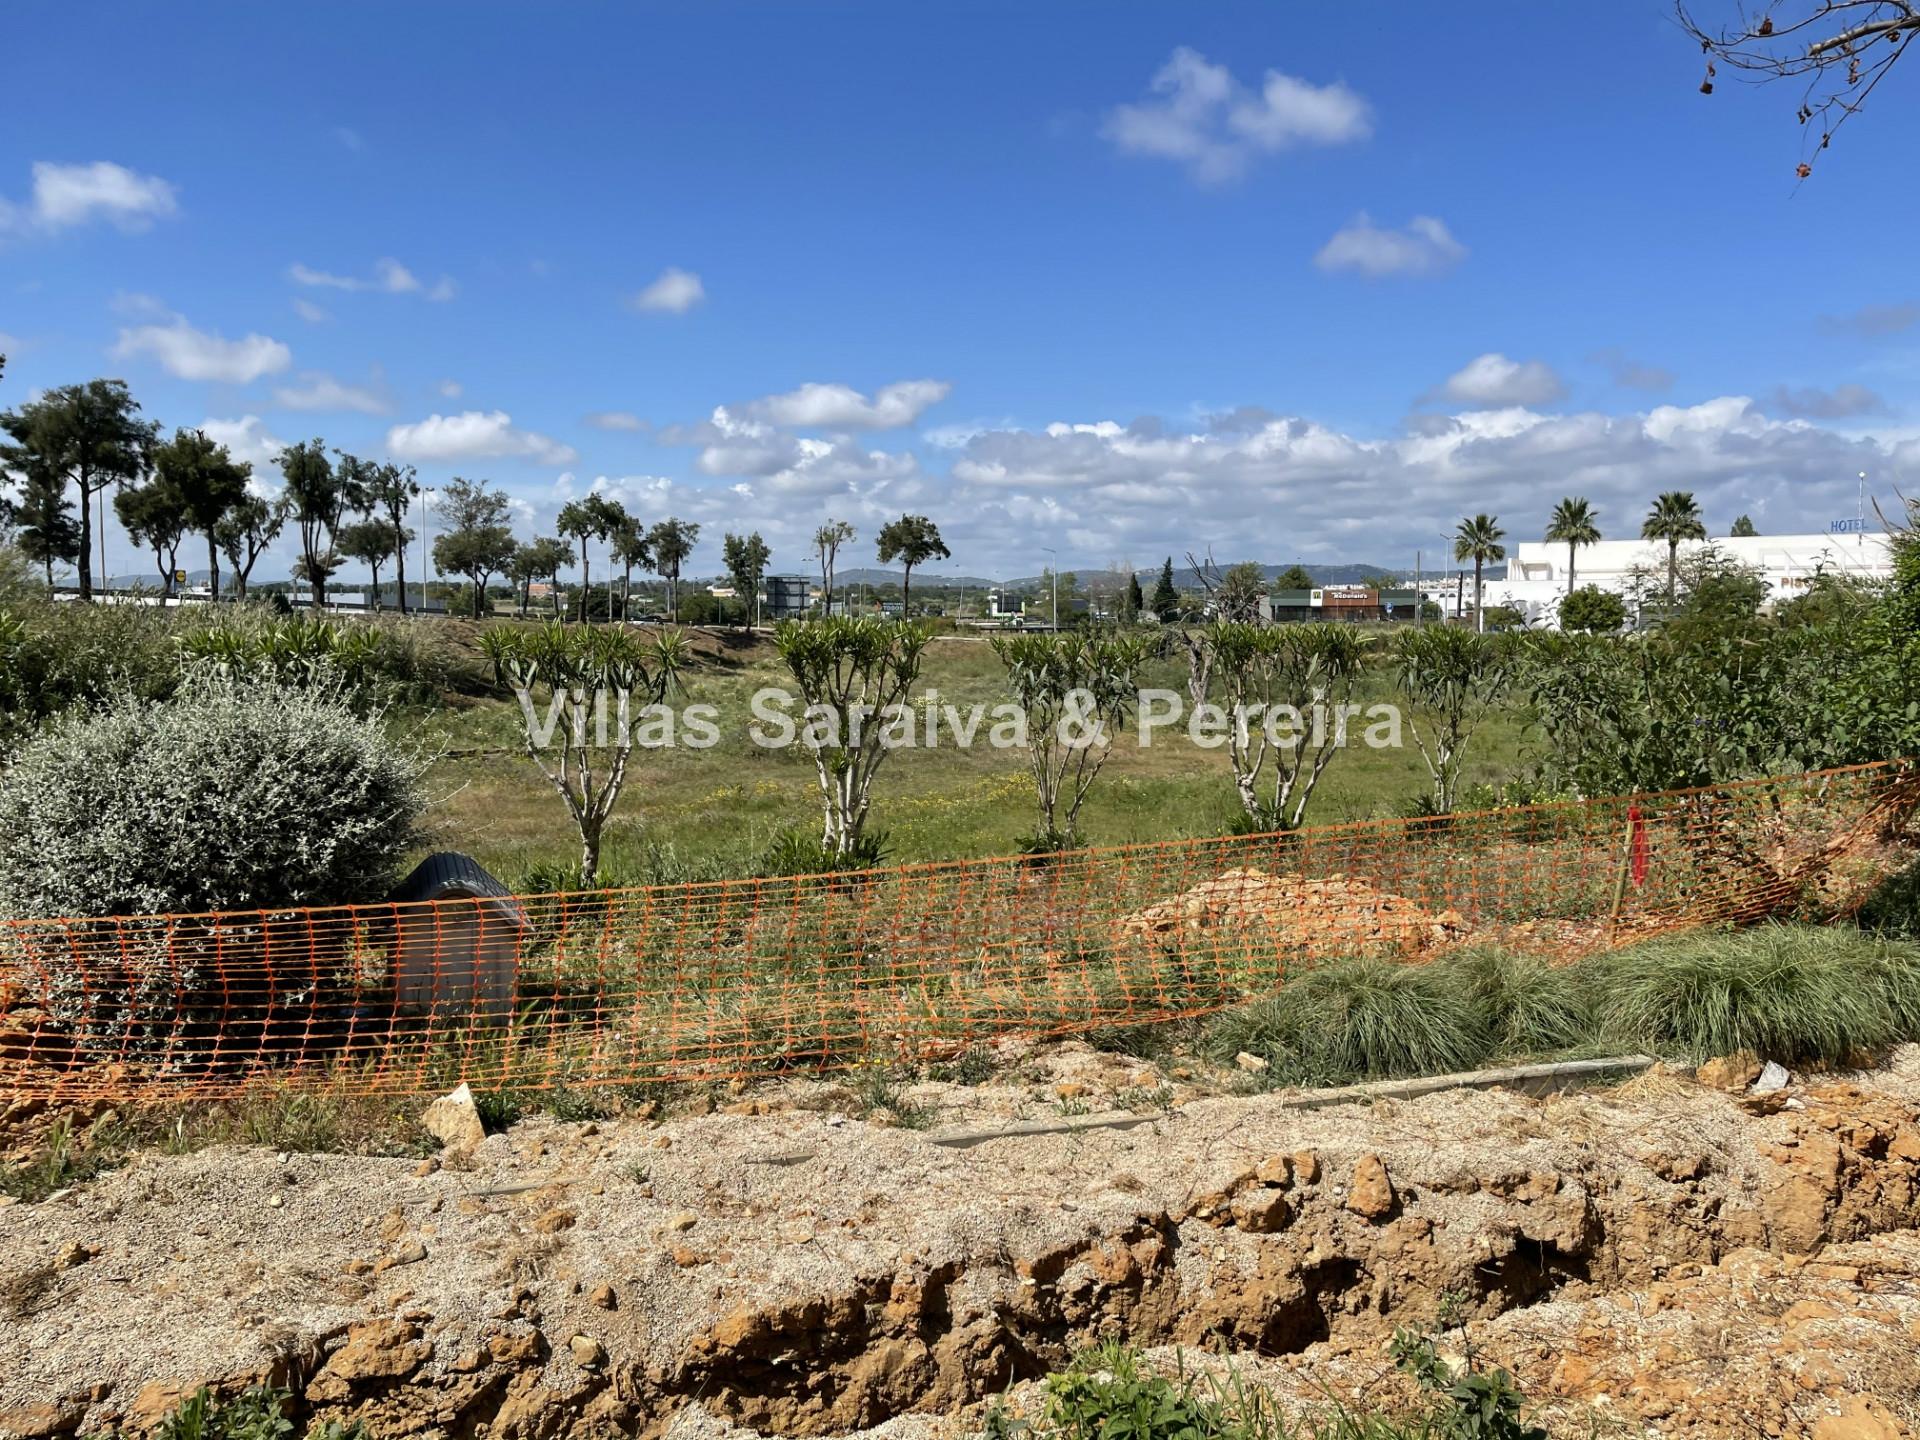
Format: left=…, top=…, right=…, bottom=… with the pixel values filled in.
left=1480, top=532, right=1892, bottom=629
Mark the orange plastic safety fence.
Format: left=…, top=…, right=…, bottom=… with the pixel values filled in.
left=3, top=761, right=1916, bottom=1102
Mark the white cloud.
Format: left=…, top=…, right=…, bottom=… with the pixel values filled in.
left=438, top=379, right=463, bottom=399
left=287, top=263, right=359, bottom=291
left=271, top=370, right=390, bottom=414
left=585, top=410, right=645, bottom=431
left=665, top=403, right=920, bottom=497
left=374, top=258, right=422, bottom=293
left=386, top=410, right=578, bottom=465
left=1432, top=353, right=1566, bottom=408
left=112, top=312, right=292, bottom=384
left=1103, top=48, right=1371, bottom=184
left=0, top=161, right=179, bottom=234
left=199, top=416, right=288, bottom=479
left=289, top=257, right=456, bottom=300
left=291, top=298, right=330, bottom=324
left=628, top=267, right=705, bottom=314
left=925, top=398, right=1919, bottom=572
left=1315, top=214, right=1465, bottom=277
left=437, top=391, right=1920, bottom=581
left=744, top=379, right=951, bottom=430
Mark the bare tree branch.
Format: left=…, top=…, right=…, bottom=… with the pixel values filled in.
left=1677, top=1, right=1918, bottom=172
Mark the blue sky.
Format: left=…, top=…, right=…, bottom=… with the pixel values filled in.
left=5, top=0, right=1919, bottom=584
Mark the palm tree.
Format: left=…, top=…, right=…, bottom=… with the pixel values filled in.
left=1453, top=514, right=1507, bottom=632
left=1641, top=491, right=1706, bottom=606
left=1544, top=497, right=1601, bottom=593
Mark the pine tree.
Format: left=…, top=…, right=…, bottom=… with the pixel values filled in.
left=1150, top=557, right=1179, bottom=621
left=1126, top=570, right=1145, bottom=621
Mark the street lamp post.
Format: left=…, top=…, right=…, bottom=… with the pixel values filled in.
left=418, top=489, right=433, bottom=614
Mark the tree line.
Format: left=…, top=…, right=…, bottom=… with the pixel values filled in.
left=0, top=374, right=963, bottom=624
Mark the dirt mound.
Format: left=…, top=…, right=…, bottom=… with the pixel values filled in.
left=5, top=1048, right=1920, bottom=1439
left=1120, top=868, right=1468, bottom=955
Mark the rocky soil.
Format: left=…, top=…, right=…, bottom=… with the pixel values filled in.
left=3, top=1045, right=1920, bottom=1440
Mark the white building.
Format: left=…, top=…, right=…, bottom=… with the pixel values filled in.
left=1479, top=528, right=1894, bottom=628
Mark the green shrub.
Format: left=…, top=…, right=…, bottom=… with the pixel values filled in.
left=0, top=676, right=423, bottom=1053
left=1203, top=958, right=1492, bottom=1087
left=141, top=1384, right=371, bottom=1440
left=0, top=675, right=421, bottom=919
left=0, top=602, right=182, bottom=747
left=154, top=1386, right=292, bottom=1440
left=1858, top=858, right=1920, bottom=941
left=759, top=828, right=893, bottom=877
left=1042, top=1342, right=1228, bottom=1440
left=1594, top=923, right=1914, bottom=1064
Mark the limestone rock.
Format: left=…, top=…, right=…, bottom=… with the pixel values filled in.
left=1346, top=1153, right=1396, bottom=1221
left=1697, top=1051, right=1763, bottom=1091
left=421, top=1082, right=487, bottom=1153
left=317, top=1319, right=432, bottom=1385
left=1229, top=1187, right=1293, bottom=1233
left=1812, top=1396, right=1905, bottom=1440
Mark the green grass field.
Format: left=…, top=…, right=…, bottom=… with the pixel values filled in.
left=401, top=630, right=1536, bottom=884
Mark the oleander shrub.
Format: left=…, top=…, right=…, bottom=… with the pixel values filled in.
left=0, top=675, right=423, bottom=1054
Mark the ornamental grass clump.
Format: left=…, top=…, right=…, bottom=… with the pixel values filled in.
left=1596, top=923, right=1916, bottom=1065
left=1203, top=957, right=1492, bottom=1087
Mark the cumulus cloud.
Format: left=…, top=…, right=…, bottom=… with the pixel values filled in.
left=289, top=258, right=456, bottom=301
left=0, top=161, right=179, bottom=234
left=461, top=388, right=1920, bottom=582
left=385, top=410, right=577, bottom=465
left=271, top=370, right=390, bottom=415
left=438, top=379, right=463, bottom=399
left=1818, top=302, right=1920, bottom=337
left=585, top=411, right=645, bottom=431
left=923, top=397, right=1918, bottom=572
left=1430, top=352, right=1566, bottom=408
left=1314, top=214, right=1465, bottom=277
left=112, top=312, right=292, bottom=384
left=661, top=403, right=920, bottom=498
left=744, top=379, right=951, bottom=430
left=1103, top=48, right=1371, bottom=183
left=1770, top=383, right=1885, bottom=419
left=628, top=267, right=705, bottom=314
left=199, top=416, right=289, bottom=479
